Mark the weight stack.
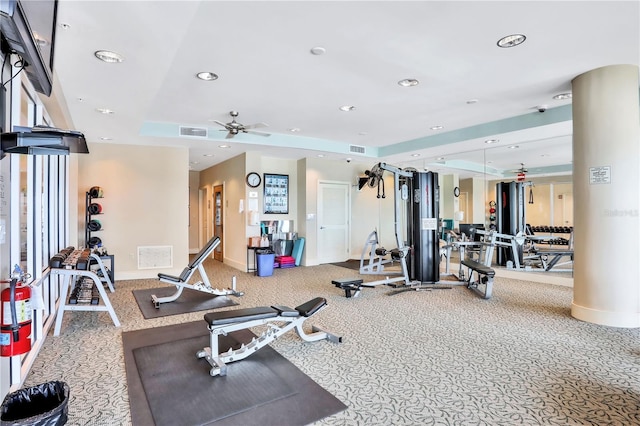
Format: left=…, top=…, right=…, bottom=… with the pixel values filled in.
left=409, top=171, right=440, bottom=283
left=495, top=181, right=525, bottom=266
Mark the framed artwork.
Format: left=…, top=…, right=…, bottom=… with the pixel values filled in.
left=263, top=173, right=288, bottom=214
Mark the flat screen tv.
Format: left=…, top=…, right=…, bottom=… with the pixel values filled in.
left=0, top=0, right=57, bottom=96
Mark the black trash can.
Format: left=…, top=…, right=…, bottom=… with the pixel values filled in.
left=0, top=381, right=69, bottom=426
left=256, top=249, right=275, bottom=277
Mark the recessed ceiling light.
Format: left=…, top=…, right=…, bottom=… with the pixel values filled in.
left=411, top=153, right=421, bottom=157
left=190, top=161, right=199, bottom=165
left=540, top=154, right=550, bottom=157
left=77, top=97, right=84, bottom=102
left=95, top=108, right=114, bottom=114
left=553, top=92, right=572, bottom=100
left=497, top=34, right=526, bottom=48
left=437, top=157, right=445, bottom=161
left=60, top=23, right=70, bottom=30
left=317, top=154, right=325, bottom=158
left=203, top=154, right=214, bottom=157
left=218, top=144, right=230, bottom=149
left=466, top=99, right=479, bottom=104
left=288, top=128, right=301, bottom=132
left=99, top=137, right=112, bottom=141
left=339, top=105, right=355, bottom=111
left=398, top=78, right=419, bottom=87
left=310, top=46, right=326, bottom=55
left=430, top=125, right=444, bottom=130
left=508, top=145, right=519, bottom=149
left=485, top=139, right=499, bottom=144
left=94, top=50, right=124, bottom=63
left=196, top=72, right=218, bottom=81
left=358, top=132, right=368, bottom=136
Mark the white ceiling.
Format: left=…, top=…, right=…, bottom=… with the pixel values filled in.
left=47, top=1, right=639, bottom=179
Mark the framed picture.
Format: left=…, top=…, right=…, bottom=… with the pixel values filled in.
left=263, top=173, right=288, bottom=214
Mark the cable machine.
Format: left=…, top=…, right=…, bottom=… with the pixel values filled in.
left=359, top=163, right=441, bottom=287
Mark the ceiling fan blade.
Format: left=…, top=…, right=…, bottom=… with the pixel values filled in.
left=225, top=132, right=235, bottom=139
left=245, top=130, right=271, bottom=137
left=212, top=120, right=228, bottom=128
left=244, top=122, right=269, bottom=130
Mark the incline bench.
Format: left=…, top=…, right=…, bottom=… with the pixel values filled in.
left=196, top=297, right=342, bottom=377
left=460, top=258, right=495, bottom=299
left=153, top=236, right=244, bottom=308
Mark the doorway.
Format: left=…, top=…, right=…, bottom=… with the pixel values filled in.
left=213, top=184, right=223, bottom=261
left=199, top=186, right=210, bottom=248
left=317, top=181, right=350, bottom=263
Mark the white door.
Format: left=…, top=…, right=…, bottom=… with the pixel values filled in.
left=318, top=181, right=350, bottom=263
left=562, top=192, right=574, bottom=226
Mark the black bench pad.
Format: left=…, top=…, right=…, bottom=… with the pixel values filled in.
left=295, top=297, right=327, bottom=317
left=205, top=307, right=278, bottom=326
left=332, top=278, right=363, bottom=288
left=461, top=259, right=495, bottom=277
left=157, top=273, right=181, bottom=283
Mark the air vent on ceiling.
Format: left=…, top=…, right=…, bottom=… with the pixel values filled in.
left=179, top=126, right=208, bottom=138
left=349, top=144, right=366, bottom=154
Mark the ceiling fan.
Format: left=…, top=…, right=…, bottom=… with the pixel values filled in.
left=212, top=111, right=270, bottom=139
left=509, top=163, right=529, bottom=174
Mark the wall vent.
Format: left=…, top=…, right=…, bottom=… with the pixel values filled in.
left=138, top=245, right=173, bottom=269
left=179, top=126, right=208, bottom=138
left=349, top=144, right=366, bottom=154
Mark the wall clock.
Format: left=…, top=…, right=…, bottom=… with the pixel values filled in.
left=246, top=172, right=261, bottom=188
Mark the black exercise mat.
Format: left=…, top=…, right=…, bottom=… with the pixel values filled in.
left=132, top=286, right=238, bottom=319
left=330, top=259, right=361, bottom=270
left=123, top=321, right=347, bottom=426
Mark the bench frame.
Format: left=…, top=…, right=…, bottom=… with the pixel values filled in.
left=153, top=236, right=244, bottom=308
left=196, top=297, right=342, bottom=377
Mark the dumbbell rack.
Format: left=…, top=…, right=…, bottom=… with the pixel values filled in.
left=51, top=250, right=119, bottom=336
left=85, top=188, right=104, bottom=248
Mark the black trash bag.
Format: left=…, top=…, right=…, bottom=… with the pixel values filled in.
left=0, top=381, right=69, bottom=426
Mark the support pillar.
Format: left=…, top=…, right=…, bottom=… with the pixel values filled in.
left=571, top=64, right=640, bottom=327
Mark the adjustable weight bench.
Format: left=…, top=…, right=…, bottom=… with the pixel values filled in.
left=196, top=297, right=342, bottom=377
left=153, top=236, right=244, bottom=308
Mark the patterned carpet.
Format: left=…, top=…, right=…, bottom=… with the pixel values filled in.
left=24, top=259, right=640, bottom=425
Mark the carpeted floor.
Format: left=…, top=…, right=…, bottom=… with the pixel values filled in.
left=23, top=259, right=640, bottom=425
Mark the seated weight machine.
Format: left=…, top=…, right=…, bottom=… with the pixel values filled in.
left=359, top=229, right=407, bottom=276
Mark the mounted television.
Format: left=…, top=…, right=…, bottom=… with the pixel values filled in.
left=0, top=0, right=57, bottom=96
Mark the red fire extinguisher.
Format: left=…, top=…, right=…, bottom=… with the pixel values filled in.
left=1, top=266, right=32, bottom=357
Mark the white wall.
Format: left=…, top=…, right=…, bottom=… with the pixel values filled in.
left=78, top=143, right=189, bottom=279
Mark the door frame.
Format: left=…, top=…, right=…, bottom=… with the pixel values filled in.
left=317, top=180, right=351, bottom=264
left=213, top=184, right=224, bottom=261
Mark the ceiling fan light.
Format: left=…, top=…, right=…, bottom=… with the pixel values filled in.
left=339, top=105, right=355, bottom=112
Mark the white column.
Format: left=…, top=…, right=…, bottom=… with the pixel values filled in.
left=571, top=64, right=640, bottom=327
